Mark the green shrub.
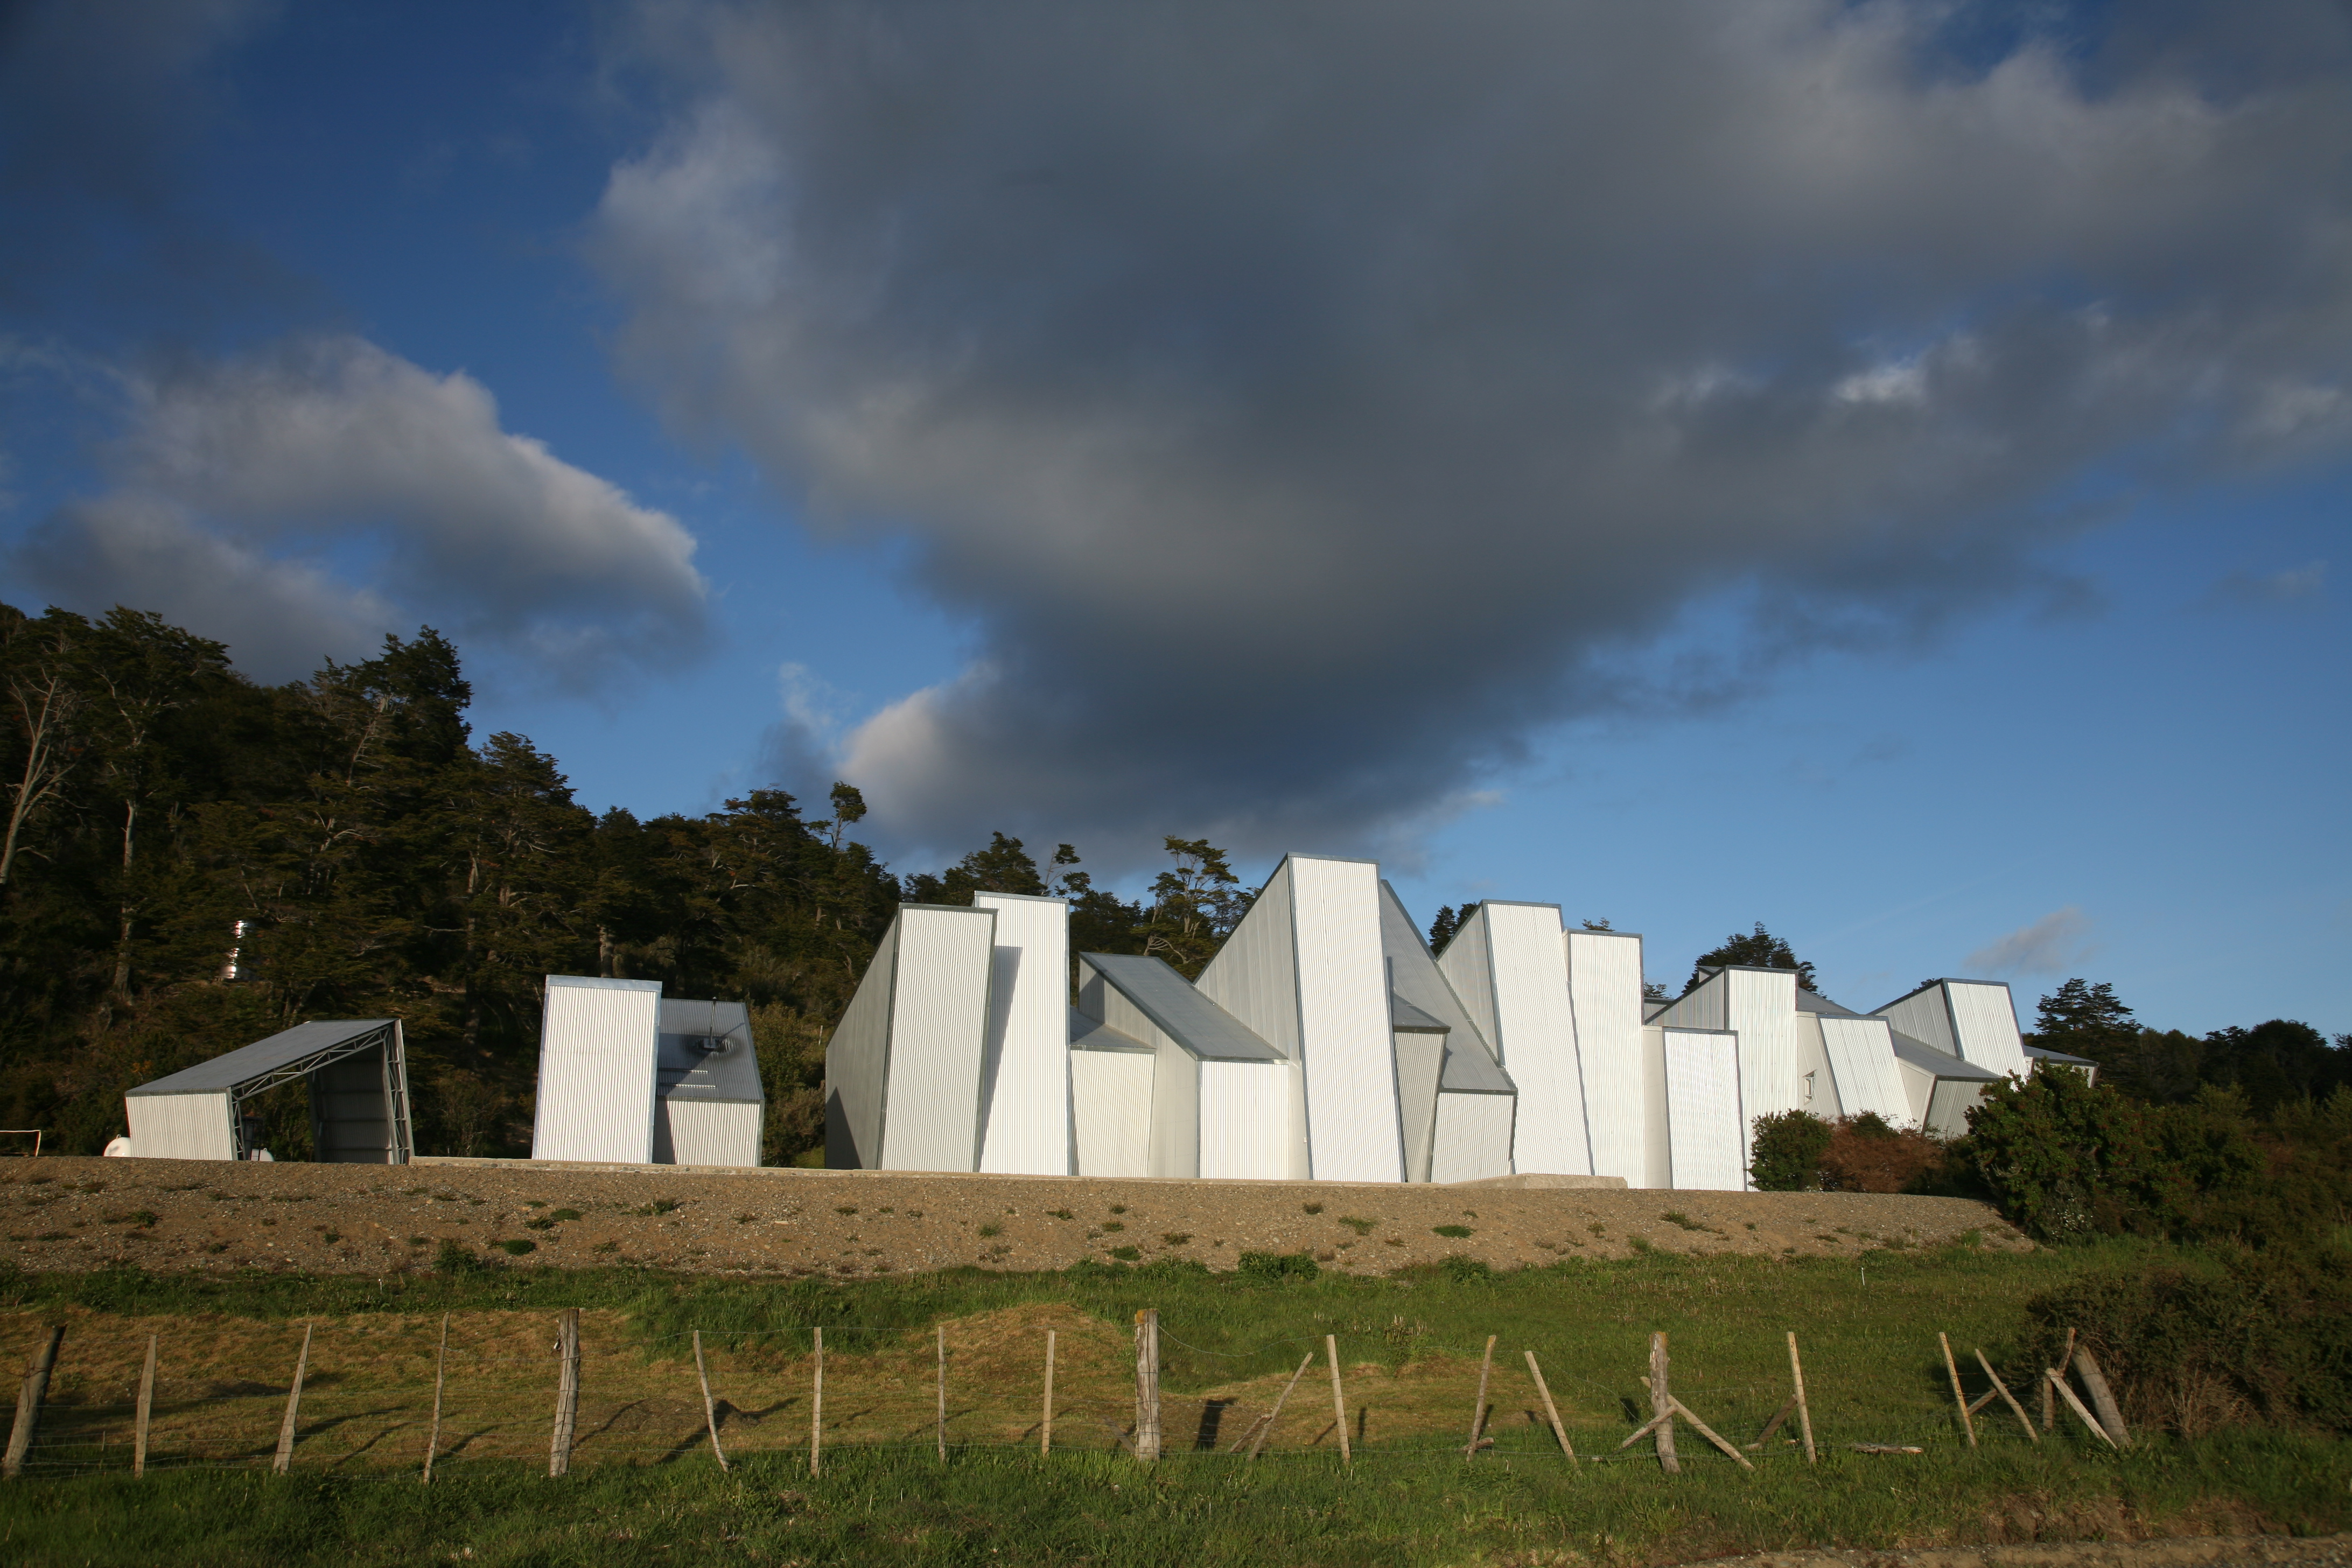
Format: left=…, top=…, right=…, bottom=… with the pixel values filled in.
left=1431, top=1223, right=1473, bottom=1238
left=1439, top=1255, right=1493, bottom=1284
left=2020, top=1248, right=2352, bottom=1436
left=432, top=1240, right=480, bottom=1274
left=494, top=1238, right=536, bottom=1256
left=1749, top=1109, right=1833, bottom=1191
left=1236, top=1251, right=1319, bottom=1284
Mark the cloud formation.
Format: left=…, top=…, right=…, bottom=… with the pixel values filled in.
left=594, top=1, right=2352, bottom=860
left=1966, top=906, right=2095, bottom=977
left=15, top=336, right=711, bottom=685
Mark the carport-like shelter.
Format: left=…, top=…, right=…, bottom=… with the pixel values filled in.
left=124, top=1019, right=414, bottom=1163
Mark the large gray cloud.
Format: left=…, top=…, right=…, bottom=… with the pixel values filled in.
left=593, top=1, right=2352, bottom=863
left=14, top=336, right=711, bottom=685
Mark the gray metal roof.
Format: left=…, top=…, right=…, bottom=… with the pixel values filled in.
left=1796, top=988, right=1864, bottom=1018
left=1888, top=1030, right=2004, bottom=1082
left=1440, top=1038, right=1516, bottom=1094
left=2022, top=1042, right=2097, bottom=1068
left=1390, top=994, right=1447, bottom=1032
left=1069, top=1009, right=1152, bottom=1053
left=1080, top=953, right=1284, bottom=1061
left=657, top=999, right=762, bottom=1104
left=127, top=1020, right=395, bottom=1097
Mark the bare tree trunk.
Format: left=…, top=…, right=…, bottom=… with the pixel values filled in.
left=1, top=662, right=77, bottom=888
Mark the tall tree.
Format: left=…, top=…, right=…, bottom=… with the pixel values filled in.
left=1137, top=837, right=1248, bottom=978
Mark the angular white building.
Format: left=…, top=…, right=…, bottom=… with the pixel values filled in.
left=531, top=975, right=764, bottom=1167
left=824, top=851, right=2067, bottom=1189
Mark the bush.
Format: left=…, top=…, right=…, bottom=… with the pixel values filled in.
left=1235, top=1251, right=1319, bottom=1285
left=1439, top=1254, right=1493, bottom=1284
left=2019, top=1248, right=2352, bottom=1436
left=1818, top=1115, right=1947, bottom=1193
left=1749, top=1109, right=1833, bottom=1191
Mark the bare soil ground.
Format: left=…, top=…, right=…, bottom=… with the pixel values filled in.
left=0, top=1156, right=2025, bottom=1278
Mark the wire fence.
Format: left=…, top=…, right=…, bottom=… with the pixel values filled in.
left=0, top=1312, right=2090, bottom=1479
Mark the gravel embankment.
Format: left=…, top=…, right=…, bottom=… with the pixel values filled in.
left=1, top=1156, right=2026, bottom=1276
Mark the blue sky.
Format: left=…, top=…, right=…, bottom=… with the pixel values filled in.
left=1, top=1, right=2344, bottom=1036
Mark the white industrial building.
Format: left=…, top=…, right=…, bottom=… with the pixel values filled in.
left=529, top=976, right=764, bottom=1167
left=118, top=1019, right=415, bottom=1163
left=825, top=851, right=2080, bottom=1189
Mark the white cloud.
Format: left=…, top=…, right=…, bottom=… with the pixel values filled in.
left=1965, top=906, right=2095, bottom=976
left=594, top=0, right=2352, bottom=856
left=13, top=335, right=711, bottom=686
left=2210, top=559, right=2328, bottom=608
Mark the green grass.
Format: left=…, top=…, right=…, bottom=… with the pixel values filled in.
left=4, top=1241, right=2346, bottom=1564
left=4, top=1430, right=2346, bottom=1567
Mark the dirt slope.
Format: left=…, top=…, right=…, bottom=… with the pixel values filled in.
left=1, top=1156, right=2023, bottom=1276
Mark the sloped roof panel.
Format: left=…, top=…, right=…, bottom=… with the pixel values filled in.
left=127, top=1020, right=395, bottom=1096
left=1081, top=953, right=1284, bottom=1061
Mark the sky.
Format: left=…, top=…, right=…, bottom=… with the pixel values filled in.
left=0, top=0, right=2345, bottom=1037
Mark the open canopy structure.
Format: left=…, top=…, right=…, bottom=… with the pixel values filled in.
left=124, top=1019, right=412, bottom=1163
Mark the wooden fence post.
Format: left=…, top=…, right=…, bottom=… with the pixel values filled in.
left=134, top=1334, right=157, bottom=1479
left=422, top=1313, right=448, bottom=1483
left=549, top=1308, right=580, bottom=1479
left=2045, top=1367, right=2116, bottom=1448
left=1132, top=1310, right=1160, bottom=1462
left=4, top=1326, right=65, bottom=1479
left=2070, top=1348, right=2131, bottom=1449
left=1463, top=1335, right=1496, bottom=1457
left=1523, top=1350, right=1576, bottom=1464
left=1325, top=1334, right=1350, bottom=1465
left=1040, top=1330, right=1056, bottom=1456
left=2044, top=1328, right=2074, bottom=1432
left=1973, top=1349, right=2038, bottom=1445
left=1938, top=1333, right=1977, bottom=1449
left=694, top=1331, right=730, bottom=1471
left=1249, top=1351, right=1315, bottom=1461
left=272, top=1324, right=313, bottom=1475
left=1788, top=1332, right=1817, bottom=1464
left=808, top=1327, right=823, bottom=1479
left=1648, top=1332, right=1680, bottom=1476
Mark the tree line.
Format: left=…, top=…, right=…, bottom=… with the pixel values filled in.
left=0, top=606, right=1251, bottom=1163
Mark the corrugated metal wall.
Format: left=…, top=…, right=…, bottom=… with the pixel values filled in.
left=1392, top=1031, right=1445, bottom=1182
left=1926, top=1077, right=1991, bottom=1136
left=127, top=1092, right=235, bottom=1160
left=531, top=977, right=662, bottom=1164
left=1819, top=1016, right=1911, bottom=1124
left=1484, top=902, right=1590, bottom=1175
left=1287, top=856, right=1404, bottom=1183
left=663, top=1100, right=762, bottom=1167
left=1195, top=858, right=1301, bottom=1059
left=1435, top=904, right=1501, bottom=1048
left=310, top=1049, right=392, bottom=1163
left=1070, top=1047, right=1153, bottom=1177
left=974, top=893, right=1074, bottom=1175
left=1946, top=982, right=2029, bottom=1077
left=1199, top=1060, right=1291, bottom=1180
left=1725, top=970, right=1798, bottom=1175
left=1568, top=930, right=1647, bottom=1185
left=1663, top=1027, right=1745, bottom=1191
left=1875, top=986, right=1957, bottom=1056
left=878, top=906, right=996, bottom=1172
left=1430, top=1091, right=1514, bottom=1183
left=824, top=918, right=899, bottom=1167
left=1147, top=1037, right=1200, bottom=1178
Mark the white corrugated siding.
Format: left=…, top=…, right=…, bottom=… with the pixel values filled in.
left=1875, top=987, right=1957, bottom=1055
left=531, top=978, right=662, bottom=1164
left=824, top=918, right=898, bottom=1167
left=1947, top=982, right=2028, bottom=1077
left=974, top=894, right=1073, bottom=1175
left=663, top=1100, right=762, bottom=1167
left=879, top=906, right=996, bottom=1172
left=1287, top=857, right=1404, bottom=1182
left=1394, top=1032, right=1445, bottom=1182
left=1483, top=904, right=1588, bottom=1174
left=1568, top=930, right=1647, bottom=1184
left=1071, top=1047, right=1154, bottom=1177
left=1199, top=1060, right=1291, bottom=1180
left=1654, top=970, right=1728, bottom=1031
left=1726, top=970, right=1798, bottom=1177
left=1640, top=1026, right=1671, bottom=1188
left=1663, top=1028, right=1745, bottom=1191
left=1926, top=1078, right=1991, bottom=1136
left=1819, top=1016, right=1911, bottom=1124
left=126, top=1092, right=235, bottom=1160
left=1195, top=859, right=1301, bottom=1059
left=1434, top=905, right=1501, bottom=1047
left=1148, top=1039, right=1200, bottom=1178
left=1430, top=1091, right=1514, bottom=1182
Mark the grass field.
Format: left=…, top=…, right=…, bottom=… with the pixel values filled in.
left=1, top=1240, right=2346, bottom=1565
